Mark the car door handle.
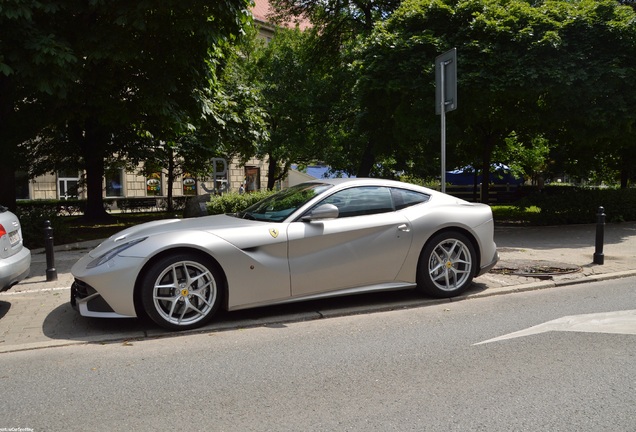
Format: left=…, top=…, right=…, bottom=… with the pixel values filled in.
left=397, top=224, right=410, bottom=232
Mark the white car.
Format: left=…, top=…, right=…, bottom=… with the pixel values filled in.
left=71, top=178, right=498, bottom=330
left=0, top=205, right=31, bottom=291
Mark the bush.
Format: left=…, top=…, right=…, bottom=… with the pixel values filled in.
left=206, top=190, right=275, bottom=215
left=516, top=186, right=636, bottom=225
left=14, top=205, right=70, bottom=249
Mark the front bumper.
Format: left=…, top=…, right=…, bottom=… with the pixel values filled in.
left=71, top=279, right=136, bottom=318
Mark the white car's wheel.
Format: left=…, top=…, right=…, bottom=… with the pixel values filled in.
left=417, top=232, right=476, bottom=297
left=141, top=253, right=222, bottom=330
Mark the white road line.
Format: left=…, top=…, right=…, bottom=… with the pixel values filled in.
left=475, top=310, right=636, bottom=345
left=0, top=286, right=70, bottom=296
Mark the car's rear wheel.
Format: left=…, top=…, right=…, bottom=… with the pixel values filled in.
left=417, top=231, right=476, bottom=298
left=140, top=253, right=222, bottom=330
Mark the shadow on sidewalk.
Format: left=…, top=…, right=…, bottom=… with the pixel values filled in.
left=495, top=222, right=636, bottom=251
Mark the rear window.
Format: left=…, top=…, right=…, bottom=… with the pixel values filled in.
left=391, top=188, right=430, bottom=210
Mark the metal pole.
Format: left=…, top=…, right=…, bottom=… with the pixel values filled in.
left=593, top=206, right=605, bottom=265
left=44, top=220, right=58, bottom=281
left=440, top=60, right=446, bottom=194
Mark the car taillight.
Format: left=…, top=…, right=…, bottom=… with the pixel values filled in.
left=0, top=223, right=6, bottom=237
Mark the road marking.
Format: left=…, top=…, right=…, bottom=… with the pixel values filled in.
left=0, top=286, right=70, bottom=296
left=475, top=310, right=636, bottom=345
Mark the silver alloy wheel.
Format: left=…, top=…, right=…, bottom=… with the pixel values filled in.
left=152, top=260, right=218, bottom=327
left=427, top=237, right=473, bottom=292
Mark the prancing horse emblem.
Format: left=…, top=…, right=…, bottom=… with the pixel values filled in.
left=269, top=228, right=279, bottom=238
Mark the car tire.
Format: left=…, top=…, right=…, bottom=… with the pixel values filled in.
left=416, top=231, right=476, bottom=298
left=140, top=253, right=223, bottom=330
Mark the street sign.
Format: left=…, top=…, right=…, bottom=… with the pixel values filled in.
left=435, top=48, right=457, bottom=114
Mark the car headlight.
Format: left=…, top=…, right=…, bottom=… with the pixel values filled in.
left=86, top=237, right=147, bottom=269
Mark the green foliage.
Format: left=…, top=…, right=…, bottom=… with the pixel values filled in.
left=206, top=191, right=276, bottom=215
left=491, top=205, right=541, bottom=225
left=5, top=0, right=253, bottom=218
left=350, top=0, right=636, bottom=189
left=516, top=187, right=636, bottom=225
left=14, top=204, right=70, bottom=249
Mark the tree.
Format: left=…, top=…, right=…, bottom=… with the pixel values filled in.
left=269, top=0, right=402, bottom=177
left=136, top=29, right=269, bottom=210
left=5, top=0, right=252, bottom=219
left=0, top=1, right=76, bottom=210
left=538, top=0, right=636, bottom=188
left=356, top=0, right=636, bottom=200
left=250, top=28, right=337, bottom=189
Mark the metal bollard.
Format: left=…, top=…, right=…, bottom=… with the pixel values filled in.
left=593, top=206, right=605, bottom=265
left=44, top=220, right=58, bottom=281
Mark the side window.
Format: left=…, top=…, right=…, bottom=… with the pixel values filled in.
left=391, top=188, right=430, bottom=210
left=321, top=186, right=394, bottom=218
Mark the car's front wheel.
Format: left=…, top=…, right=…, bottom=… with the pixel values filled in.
left=417, top=231, right=476, bottom=298
left=140, top=253, right=223, bottom=330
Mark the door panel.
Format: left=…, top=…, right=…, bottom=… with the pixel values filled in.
left=287, top=212, right=413, bottom=297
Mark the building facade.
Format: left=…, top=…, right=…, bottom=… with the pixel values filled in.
left=16, top=157, right=270, bottom=203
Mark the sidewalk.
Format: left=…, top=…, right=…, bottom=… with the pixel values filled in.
left=1, top=222, right=635, bottom=353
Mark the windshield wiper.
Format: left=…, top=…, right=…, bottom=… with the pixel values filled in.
left=237, top=211, right=256, bottom=220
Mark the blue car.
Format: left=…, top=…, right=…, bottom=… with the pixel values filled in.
left=0, top=205, right=31, bottom=291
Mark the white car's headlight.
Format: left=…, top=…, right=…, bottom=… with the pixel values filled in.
left=86, top=237, right=147, bottom=269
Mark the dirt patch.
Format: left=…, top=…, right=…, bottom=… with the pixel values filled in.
left=491, top=260, right=582, bottom=278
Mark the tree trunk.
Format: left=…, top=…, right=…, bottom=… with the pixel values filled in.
left=81, top=122, right=109, bottom=221
left=480, top=136, right=495, bottom=204
left=357, top=140, right=375, bottom=177
left=167, top=148, right=175, bottom=213
left=0, top=165, right=17, bottom=211
left=620, top=151, right=630, bottom=189
left=267, top=156, right=278, bottom=191
left=0, top=77, right=17, bottom=211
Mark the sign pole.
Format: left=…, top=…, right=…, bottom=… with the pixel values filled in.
left=440, top=60, right=446, bottom=193
left=435, top=48, right=457, bottom=195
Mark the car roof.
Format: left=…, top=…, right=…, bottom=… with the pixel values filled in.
left=301, top=177, right=468, bottom=206
left=303, top=177, right=436, bottom=194
left=306, top=177, right=413, bottom=188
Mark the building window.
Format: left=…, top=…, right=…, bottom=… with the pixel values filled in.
left=245, top=166, right=260, bottom=192
left=146, top=172, right=162, bottom=196
left=15, top=171, right=30, bottom=200
left=183, top=173, right=197, bottom=196
left=105, top=169, right=124, bottom=197
left=58, top=171, right=80, bottom=200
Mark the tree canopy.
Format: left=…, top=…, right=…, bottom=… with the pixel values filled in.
left=1, top=0, right=253, bottom=217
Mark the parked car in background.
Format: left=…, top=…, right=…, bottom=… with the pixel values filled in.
left=71, top=178, right=498, bottom=331
left=0, top=205, right=31, bottom=291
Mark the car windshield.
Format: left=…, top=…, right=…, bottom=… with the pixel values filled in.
left=235, top=183, right=333, bottom=222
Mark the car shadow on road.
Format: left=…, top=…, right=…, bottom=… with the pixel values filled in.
left=0, top=300, right=11, bottom=321
left=40, top=287, right=475, bottom=344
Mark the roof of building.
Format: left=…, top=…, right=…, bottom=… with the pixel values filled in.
left=252, top=0, right=311, bottom=30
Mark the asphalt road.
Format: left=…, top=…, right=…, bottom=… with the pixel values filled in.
left=2, top=277, right=635, bottom=431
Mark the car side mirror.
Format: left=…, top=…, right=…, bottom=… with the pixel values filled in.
left=301, top=203, right=339, bottom=221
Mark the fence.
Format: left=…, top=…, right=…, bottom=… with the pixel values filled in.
left=443, top=183, right=522, bottom=204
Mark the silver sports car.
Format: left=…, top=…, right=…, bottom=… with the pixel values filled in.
left=71, top=178, right=498, bottom=330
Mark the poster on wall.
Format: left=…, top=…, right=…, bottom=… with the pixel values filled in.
left=146, top=172, right=162, bottom=196
left=183, top=174, right=197, bottom=196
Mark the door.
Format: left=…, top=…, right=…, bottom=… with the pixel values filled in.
left=287, top=186, right=413, bottom=297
